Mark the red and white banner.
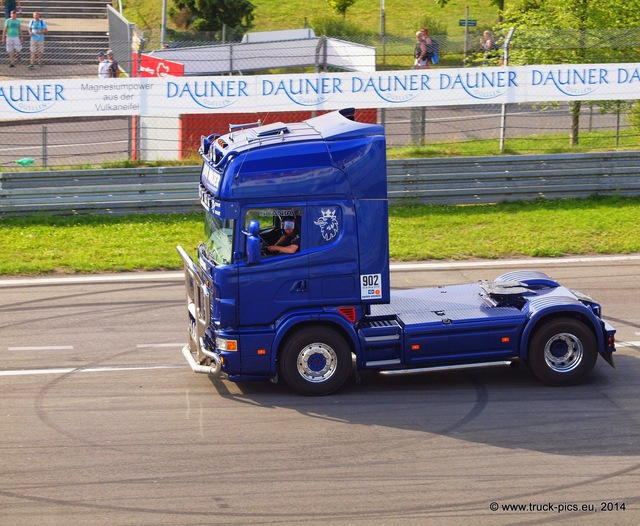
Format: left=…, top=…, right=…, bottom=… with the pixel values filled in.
left=132, top=53, right=184, bottom=78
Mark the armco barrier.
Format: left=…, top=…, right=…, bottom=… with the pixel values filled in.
left=0, top=166, right=201, bottom=216
left=386, top=151, right=640, bottom=205
left=1, top=152, right=639, bottom=217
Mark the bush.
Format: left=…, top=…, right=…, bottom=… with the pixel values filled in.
left=311, top=15, right=376, bottom=38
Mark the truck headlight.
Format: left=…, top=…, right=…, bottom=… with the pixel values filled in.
left=216, top=337, right=238, bottom=352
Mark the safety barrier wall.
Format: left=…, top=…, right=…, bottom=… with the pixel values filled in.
left=1, top=151, right=639, bottom=217
left=385, top=151, right=640, bottom=205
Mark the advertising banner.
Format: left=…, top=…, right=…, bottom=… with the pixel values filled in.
left=132, top=53, right=185, bottom=78
left=1, top=63, right=639, bottom=121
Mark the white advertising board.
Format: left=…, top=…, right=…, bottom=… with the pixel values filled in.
left=1, top=63, right=639, bottom=121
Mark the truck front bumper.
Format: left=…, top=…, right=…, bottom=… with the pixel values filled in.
left=177, top=245, right=224, bottom=377
left=182, top=342, right=222, bottom=375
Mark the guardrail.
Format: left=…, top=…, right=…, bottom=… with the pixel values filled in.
left=386, top=151, right=640, bottom=205
left=0, top=166, right=200, bottom=216
left=1, top=152, right=639, bottom=217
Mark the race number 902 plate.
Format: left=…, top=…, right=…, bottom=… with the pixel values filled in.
left=360, top=274, right=382, bottom=300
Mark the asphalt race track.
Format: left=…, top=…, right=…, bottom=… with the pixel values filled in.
left=1, top=256, right=639, bottom=525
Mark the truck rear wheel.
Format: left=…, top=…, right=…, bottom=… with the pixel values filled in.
left=280, top=327, right=352, bottom=396
left=527, top=317, right=597, bottom=386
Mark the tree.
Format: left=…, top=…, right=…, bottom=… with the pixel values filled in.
left=326, top=0, right=357, bottom=21
left=498, top=0, right=640, bottom=146
left=173, top=0, right=255, bottom=33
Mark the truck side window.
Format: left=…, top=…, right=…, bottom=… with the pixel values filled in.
left=244, top=208, right=302, bottom=257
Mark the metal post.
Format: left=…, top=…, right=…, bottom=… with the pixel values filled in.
left=313, top=37, right=327, bottom=119
left=128, top=116, right=133, bottom=160
left=380, top=0, right=386, bottom=68
left=463, top=6, right=469, bottom=65
left=160, top=0, right=167, bottom=49
left=315, top=36, right=328, bottom=73
left=499, top=28, right=515, bottom=153
left=133, top=25, right=143, bottom=161
left=615, top=102, right=621, bottom=147
left=410, top=107, right=425, bottom=145
left=42, top=125, right=47, bottom=168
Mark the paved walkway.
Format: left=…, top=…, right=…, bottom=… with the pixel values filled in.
left=40, top=17, right=108, bottom=33
left=0, top=62, right=99, bottom=81
left=0, top=17, right=108, bottom=81
left=0, top=62, right=98, bottom=82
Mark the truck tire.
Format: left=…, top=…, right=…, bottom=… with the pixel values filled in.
left=527, top=317, right=598, bottom=386
left=280, top=327, right=352, bottom=396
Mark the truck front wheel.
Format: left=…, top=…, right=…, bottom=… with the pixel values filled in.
left=280, top=328, right=352, bottom=396
left=527, top=317, right=598, bottom=386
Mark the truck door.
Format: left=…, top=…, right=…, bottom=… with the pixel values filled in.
left=306, top=203, right=361, bottom=307
left=237, top=206, right=309, bottom=326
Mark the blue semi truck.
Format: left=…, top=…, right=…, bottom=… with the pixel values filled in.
left=178, top=108, right=616, bottom=395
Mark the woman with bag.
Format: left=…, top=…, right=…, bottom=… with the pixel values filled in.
left=421, top=27, right=439, bottom=67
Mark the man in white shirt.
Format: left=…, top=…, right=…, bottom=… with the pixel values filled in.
left=98, top=51, right=109, bottom=78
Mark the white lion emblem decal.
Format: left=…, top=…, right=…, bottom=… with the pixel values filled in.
left=314, top=209, right=339, bottom=241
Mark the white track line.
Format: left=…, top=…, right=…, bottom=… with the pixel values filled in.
left=136, top=343, right=186, bottom=348
left=616, top=341, right=640, bottom=348
left=0, top=364, right=186, bottom=377
left=7, top=346, right=74, bottom=351
left=1, top=255, right=639, bottom=287
left=2, top=343, right=638, bottom=378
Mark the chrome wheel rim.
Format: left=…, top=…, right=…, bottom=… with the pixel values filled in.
left=297, top=343, right=338, bottom=383
left=544, top=333, right=583, bottom=372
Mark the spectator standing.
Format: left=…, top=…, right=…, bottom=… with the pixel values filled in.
left=2, top=0, right=22, bottom=20
left=28, top=11, right=47, bottom=67
left=413, top=30, right=427, bottom=69
left=98, top=51, right=109, bottom=78
left=106, top=49, right=119, bottom=77
left=481, top=30, right=498, bottom=65
left=421, top=27, right=438, bottom=67
left=2, top=9, right=22, bottom=68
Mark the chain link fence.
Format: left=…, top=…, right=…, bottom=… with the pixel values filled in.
left=143, top=28, right=640, bottom=71
left=1, top=27, right=640, bottom=170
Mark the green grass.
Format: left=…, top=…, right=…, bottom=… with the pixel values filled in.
left=0, top=214, right=203, bottom=274
left=388, top=196, right=640, bottom=260
left=127, top=0, right=499, bottom=40
left=387, top=130, right=640, bottom=158
left=250, top=0, right=497, bottom=36
left=2, top=196, right=639, bottom=275
left=129, top=0, right=497, bottom=69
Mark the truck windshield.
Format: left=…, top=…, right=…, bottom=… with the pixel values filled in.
left=203, top=213, right=234, bottom=265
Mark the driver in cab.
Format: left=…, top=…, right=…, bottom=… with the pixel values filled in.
left=268, top=220, right=300, bottom=254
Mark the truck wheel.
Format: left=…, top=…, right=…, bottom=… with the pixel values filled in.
left=280, top=328, right=352, bottom=396
left=527, top=317, right=597, bottom=386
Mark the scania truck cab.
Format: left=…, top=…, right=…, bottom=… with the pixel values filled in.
left=178, top=108, right=616, bottom=395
